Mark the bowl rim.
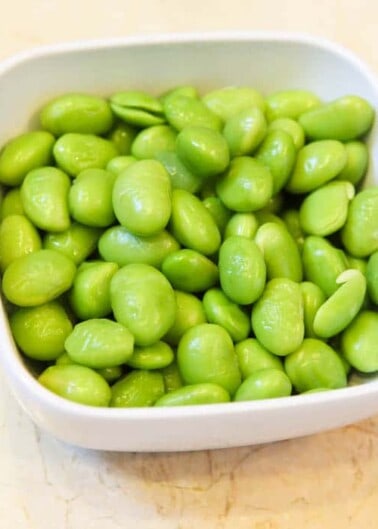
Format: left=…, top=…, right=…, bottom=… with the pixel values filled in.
left=0, top=30, right=377, bottom=423
left=0, top=30, right=377, bottom=88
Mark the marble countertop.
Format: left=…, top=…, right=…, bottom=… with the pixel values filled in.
left=1, top=1, right=378, bottom=527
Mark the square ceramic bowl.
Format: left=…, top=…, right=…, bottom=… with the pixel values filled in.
left=0, top=32, right=377, bottom=452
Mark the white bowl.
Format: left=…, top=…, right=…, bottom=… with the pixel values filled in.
left=0, top=32, right=377, bottom=452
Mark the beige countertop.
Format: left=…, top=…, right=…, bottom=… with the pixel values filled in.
left=1, top=1, right=378, bottom=528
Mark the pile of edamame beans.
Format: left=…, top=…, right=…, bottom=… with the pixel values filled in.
left=0, top=86, right=377, bottom=408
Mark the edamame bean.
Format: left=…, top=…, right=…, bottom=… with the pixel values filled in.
left=254, top=222, right=303, bottom=281
left=255, top=130, right=296, bottom=193
left=10, top=301, right=73, bottom=361
left=20, top=167, right=71, bottom=232
left=106, top=155, right=136, bottom=175
left=299, top=180, right=355, bottom=236
left=53, top=133, right=118, bottom=176
left=299, top=95, right=375, bottom=141
left=216, top=157, right=273, bottom=212
left=366, top=251, right=378, bottom=304
left=155, top=150, right=203, bottom=193
left=0, top=214, right=41, bottom=272
left=224, top=213, right=259, bottom=239
left=281, top=209, right=305, bottom=249
left=286, top=140, right=347, bottom=193
left=56, top=353, right=123, bottom=383
left=266, top=90, right=321, bottom=121
left=336, top=141, right=368, bottom=185
left=131, top=125, right=177, bottom=159
left=299, top=281, right=326, bottom=338
left=341, top=310, right=378, bottom=373
left=341, top=187, right=378, bottom=257
left=0, top=131, right=55, bottom=186
left=2, top=249, right=76, bottom=306
left=69, top=168, right=116, bottom=227
left=202, top=86, right=265, bottom=121
left=112, top=159, right=171, bottom=237
left=159, top=85, right=198, bottom=104
left=254, top=211, right=286, bottom=228
left=69, top=260, right=119, bottom=319
left=223, top=107, right=267, bottom=157
left=202, top=196, right=232, bottom=235
left=161, top=249, right=218, bottom=292
left=313, top=269, right=366, bottom=338
left=107, top=122, right=137, bottom=154
left=285, top=338, right=347, bottom=392
left=97, top=366, right=123, bottom=383
left=110, top=370, right=165, bottom=407
left=218, top=236, right=266, bottom=305
left=39, top=365, right=111, bottom=407
left=234, top=368, right=292, bottom=401
left=267, top=118, right=305, bottom=150
left=176, top=126, right=230, bottom=178
left=235, top=338, right=283, bottom=379
left=177, top=323, right=241, bottom=395
left=43, top=223, right=101, bottom=265
left=302, top=236, right=348, bottom=296
left=155, top=383, right=230, bottom=406
left=110, top=263, right=176, bottom=346
left=203, top=288, right=250, bottom=342
left=127, top=341, right=174, bottom=370
left=346, top=255, right=368, bottom=275
left=159, top=361, right=183, bottom=392
left=170, top=189, right=221, bottom=255
left=251, top=278, right=304, bottom=356
left=98, top=226, right=179, bottom=268
left=110, top=91, right=165, bottom=127
left=0, top=188, right=24, bottom=219
left=40, top=93, right=114, bottom=135
left=259, top=193, right=285, bottom=214
left=164, top=290, right=207, bottom=346
left=65, top=318, right=134, bottom=368
left=163, top=94, right=222, bottom=131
